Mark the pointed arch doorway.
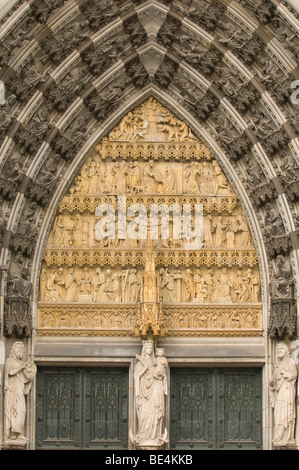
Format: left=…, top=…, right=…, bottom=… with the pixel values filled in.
left=34, top=97, right=264, bottom=450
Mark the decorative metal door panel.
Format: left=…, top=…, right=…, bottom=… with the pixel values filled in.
left=170, top=369, right=216, bottom=449
left=36, top=368, right=81, bottom=449
left=36, top=368, right=128, bottom=450
left=217, top=369, right=262, bottom=449
left=84, top=369, right=128, bottom=449
left=170, top=368, right=262, bottom=450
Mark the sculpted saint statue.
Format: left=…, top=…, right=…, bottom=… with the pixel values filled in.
left=4, top=342, right=36, bottom=442
left=269, top=343, right=297, bottom=447
left=131, top=340, right=168, bottom=447
left=7, top=254, right=32, bottom=298
left=269, top=255, right=293, bottom=299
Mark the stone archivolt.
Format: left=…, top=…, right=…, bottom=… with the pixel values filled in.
left=0, top=0, right=297, bottom=342
left=37, top=99, right=262, bottom=338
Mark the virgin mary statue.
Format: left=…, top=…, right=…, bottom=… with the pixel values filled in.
left=130, top=340, right=168, bottom=448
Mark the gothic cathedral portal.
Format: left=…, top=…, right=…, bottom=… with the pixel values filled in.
left=33, top=99, right=263, bottom=450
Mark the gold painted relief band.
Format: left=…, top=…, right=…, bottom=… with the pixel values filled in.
left=37, top=303, right=263, bottom=337
left=42, top=248, right=259, bottom=268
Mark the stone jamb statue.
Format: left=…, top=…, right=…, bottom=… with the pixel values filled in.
left=4, top=341, right=37, bottom=444
left=269, top=342, right=298, bottom=448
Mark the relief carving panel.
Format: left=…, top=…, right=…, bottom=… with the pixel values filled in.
left=37, top=99, right=262, bottom=337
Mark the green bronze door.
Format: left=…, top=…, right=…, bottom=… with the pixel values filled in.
left=36, top=367, right=128, bottom=450
left=170, top=368, right=262, bottom=450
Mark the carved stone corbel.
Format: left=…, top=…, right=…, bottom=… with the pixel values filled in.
left=4, top=296, right=32, bottom=339
left=50, top=133, right=77, bottom=161
left=245, top=162, right=277, bottom=208
left=25, top=182, right=52, bottom=208
left=268, top=297, right=296, bottom=340
left=9, top=229, right=36, bottom=258
left=154, top=57, right=179, bottom=89
left=123, top=14, right=147, bottom=47
left=125, top=58, right=149, bottom=88
left=80, top=0, right=119, bottom=31
left=237, top=36, right=263, bottom=65
left=261, top=129, right=288, bottom=157
left=229, top=134, right=252, bottom=161
left=0, top=94, right=17, bottom=140
left=157, top=16, right=181, bottom=48
left=198, top=47, right=223, bottom=76
left=273, top=77, right=294, bottom=105
left=0, top=178, right=22, bottom=202
left=15, top=126, right=43, bottom=156
left=255, top=1, right=277, bottom=24
left=183, top=90, right=220, bottom=122
left=186, top=1, right=225, bottom=32
left=30, top=0, right=65, bottom=23
left=265, top=235, right=292, bottom=259
left=84, top=79, right=131, bottom=121
left=232, top=84, right=261, bottom=114
left=7, top=75, right=34, bottom=104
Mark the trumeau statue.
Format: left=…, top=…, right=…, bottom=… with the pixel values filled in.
left=269, top=343, right=297, bottom=448
left=130, top=340, right=168, bottom=448
left=4, top=342, right=36, bottom=443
